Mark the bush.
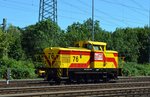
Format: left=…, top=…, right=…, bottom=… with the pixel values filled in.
left=0, top=57, right=36, bottom=79
left=120, top=62, right=150, bottom=76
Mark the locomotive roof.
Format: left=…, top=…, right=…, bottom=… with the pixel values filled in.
left=84, top=41, right=107, bottom=46
left=44, top=47, right=91, bottom=52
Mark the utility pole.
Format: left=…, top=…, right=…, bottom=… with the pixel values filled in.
left=39, top=0, right=57, bottom=23
left=149, top=7, right=150, bottom=63
left=149, top=5, right=150, bottom=28
left=149, top=6, right=150, bottom=29
left=1, top=18, right=6, bottom=32
left=92, top=0, right=94, bottom=41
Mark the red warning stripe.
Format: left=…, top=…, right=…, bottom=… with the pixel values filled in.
left=69, top=59, right=90, bottom=68
left=59, top=50, right=90, bottom=56
left=103, top=53, right=118, bottom=68
left=113, top=53, right=118, bottom=57
left=106, top=58, right=117, bottom=68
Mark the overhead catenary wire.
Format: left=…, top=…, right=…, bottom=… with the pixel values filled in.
left=130, top=0, right=149, bottom=26
left=2, top=0, right=38, bottom=7
left=59, top=0, right=122, bottom=27
left=0, top=1, right=38, bottom=12
left=58, top=0, right=89, bottom=13
left=58, top=8, right=89, bottom=16
left=77, top=0, right=146, bottom=27
left=131, top=0, right=148, bottom=11
left=78, top=0, right=123, bottom=27
left=0, top=0, right=38, bottom=27
left=101, top=0, right=148, bottom=17
left=103, top=0, right=149, bottom=12
left=58, top=15, right=83, bottom=21
left=100, top=0, right=149, bottom=26
left=0, top=2, right=38, bottom=13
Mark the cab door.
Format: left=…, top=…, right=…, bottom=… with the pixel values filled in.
left=90, top=45, right=105, bottom=68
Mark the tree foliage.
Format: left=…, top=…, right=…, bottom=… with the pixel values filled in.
left=112, top=28, right=140, bottom=62
left=7, top=25, right=25, bottom=60
left=22, top=20, right=63, bottom=60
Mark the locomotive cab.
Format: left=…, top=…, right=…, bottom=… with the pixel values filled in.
left=69, top=41, right=119, bottom=81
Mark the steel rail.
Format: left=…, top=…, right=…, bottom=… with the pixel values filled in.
left=1, top=82, right=150, bottom=95
left=0, top=76, right=150, bottom=87
left=1, top=86, right=150, bottom=97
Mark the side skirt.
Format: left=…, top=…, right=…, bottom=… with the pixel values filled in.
left=68, top=68, right=119, bottom=82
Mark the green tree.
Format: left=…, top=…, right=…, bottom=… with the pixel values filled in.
left=0, top=28, right=10, bottom=58
left=65, top=18, right=109, bottom=46
left=22, top=19, right=62, bottom=61
left=137, top=26, right=150, bottom=63
left=7, top=25, right=25, bottom=60
left=112, top=28, right=140, bottom=62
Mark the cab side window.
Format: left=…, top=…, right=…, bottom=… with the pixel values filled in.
left=93, top=45, right=99, bottom=50
left=93, top=45, right=104, bottom=51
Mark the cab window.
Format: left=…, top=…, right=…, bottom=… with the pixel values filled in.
left=93, top=45, right=99, bottom=50
left=83, top=44, right=92, bottom=50
left=93, top=45, right=104, bottom=51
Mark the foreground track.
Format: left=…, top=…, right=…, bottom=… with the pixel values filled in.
left=1, top=76, right=150, bottom=97
left=1, top=86, right=150, bottom=97
left=0, top=82, right=150, bottom=97
left=0, top=82, right=150, bottom=95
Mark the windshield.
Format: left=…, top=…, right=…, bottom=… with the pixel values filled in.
left=93, top=45, right=104, bottom=51
left=84, top=44, right=104, bottom=51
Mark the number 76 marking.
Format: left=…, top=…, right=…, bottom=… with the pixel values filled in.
left=73, top=56, right=79, bottom=62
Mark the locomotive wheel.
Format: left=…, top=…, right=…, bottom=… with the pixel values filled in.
left=54, top=77, right=61, bottom=84
left=102, top=77, right=110, bottom=83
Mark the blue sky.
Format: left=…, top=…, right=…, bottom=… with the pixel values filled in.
left=0, top=0, right=149, bottom=32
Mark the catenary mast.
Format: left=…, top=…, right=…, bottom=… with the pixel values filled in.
left=39, top=0, right=57, bottom=23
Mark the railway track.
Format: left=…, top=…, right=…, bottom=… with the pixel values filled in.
left=0, top=76, right=150, bottom=97
left=0, top=76, right=150, bottom=87
left=1, top=87, right=150, bottom=97
left=0, top=79, right=48, bottom=87
left=0, top=82, right=150, bottom=94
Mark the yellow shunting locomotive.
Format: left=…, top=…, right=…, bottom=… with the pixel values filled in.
left=37, top=41, right=121, bottom=83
